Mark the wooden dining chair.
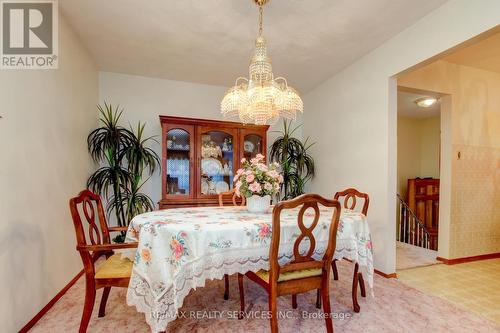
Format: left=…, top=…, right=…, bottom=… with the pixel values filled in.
left=323, top=188, right=369, bottom=313
left=69, top=190, right=138, bottom=333
left=237, top=194, right=341, bottom=333
left=218, top=188, right=246, bottom=207
left=218, top=189, right=245, bottom=300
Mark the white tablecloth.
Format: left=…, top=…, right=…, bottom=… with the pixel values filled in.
left=124, top=206, right=374, bottom=333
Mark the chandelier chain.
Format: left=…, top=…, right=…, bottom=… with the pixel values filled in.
left=258, top=5, right=263, bottom=36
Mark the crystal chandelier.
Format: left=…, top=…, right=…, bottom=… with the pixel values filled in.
left=221, top=0, right=303, bottom=126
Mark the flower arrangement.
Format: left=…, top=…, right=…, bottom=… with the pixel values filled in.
left=234, top=154, right=283, bottom=198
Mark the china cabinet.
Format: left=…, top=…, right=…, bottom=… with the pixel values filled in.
left=160, top=116, right=269, bottom=209
left=407, top=178, right=439, bottom=250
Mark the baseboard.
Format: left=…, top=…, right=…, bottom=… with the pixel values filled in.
left=437, top=252, right=500, bottom=265
left=342, top=258, right=397, bottom=278
left=374, top=269, right=397, bottom=279
left=18, top=269, right=84, bottom=333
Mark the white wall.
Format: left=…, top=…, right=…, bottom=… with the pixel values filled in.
left=0, top=16, right=98, bottom=332
left=99, top=72, right=302, bottom=207
left=303, top=0, right=500, bottom=273
left=419, top=117, right=441, bottom=177
left=98, top=72, right=227, bottom=207
left=397, top=116, right=422, bottom=197
left=397, top=115, right=440, bottom=197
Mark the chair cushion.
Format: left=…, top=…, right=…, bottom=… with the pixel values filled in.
left=255, top=268, right=322, bottom=283
left=95, top=253, right=133, bottom=280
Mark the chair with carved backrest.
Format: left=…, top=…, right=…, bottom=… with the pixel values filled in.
left=218, top=188, right=246, bottom=207
left=325, top=188, right=369, bottom=313
left=69, top=190, right=138, bottom=333
left=237, top=194, right=341, bottom=333
left=218, top=189, right=245, bottom=300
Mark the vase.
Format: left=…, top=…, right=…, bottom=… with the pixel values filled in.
left=246, top=195, right=271, bottom=214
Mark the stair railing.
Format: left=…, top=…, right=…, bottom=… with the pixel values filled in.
left=397, top=194, right=431, bottom=249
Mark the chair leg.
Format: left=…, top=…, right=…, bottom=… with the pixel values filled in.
left=98, top=286, right=111, bottom=317
left=321, top=280, right=334, bottom=333
left=358, top=273, right=366, bottom=298
left=224, top=274, right=229, bottom=300
left=292, top=294, right=297, bottom=309
left=352, top=263, right=360, bottom=313
left=269, top=286, right=278, bottom=333
left=238, top=273, right=245, bottom=320
left=331, top=260, right=339, bottom=281
left=316, top=289, right=321, bottom=309
left=79, top=278, right=96, bottom=333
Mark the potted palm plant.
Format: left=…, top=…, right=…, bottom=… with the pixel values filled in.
left=87, top=103, right=159, bottom=242
left=269, top=120, right=315, bottom=200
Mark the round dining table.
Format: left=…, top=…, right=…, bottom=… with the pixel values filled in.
left=122, top=205, right=374, bottom=333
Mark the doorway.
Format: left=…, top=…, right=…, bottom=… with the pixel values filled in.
left=395, top=88, right=442, bottom=270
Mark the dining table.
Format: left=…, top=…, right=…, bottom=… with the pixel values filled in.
left=123, top=205, right=374, bottom=333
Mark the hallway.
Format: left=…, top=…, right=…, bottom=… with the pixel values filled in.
left=396, top=241, right=440, bottom=270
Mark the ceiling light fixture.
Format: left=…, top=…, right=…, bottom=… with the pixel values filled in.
left=414, top=97, right=438, bottom=108
left=220, top=0, right=303, bottom=125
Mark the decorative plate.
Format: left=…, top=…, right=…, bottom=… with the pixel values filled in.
left=244, top=140, right=255, bottom=153
left=202, top=145, right=222, bottom=158
left=201, top=157, right=222, bottom=176
left=201, top=178, right=209, bottom=194
left=216, top=181, right=229, bottom=194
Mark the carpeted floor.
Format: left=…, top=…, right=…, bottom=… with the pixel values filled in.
left=30, top=260, right=499, bottom=333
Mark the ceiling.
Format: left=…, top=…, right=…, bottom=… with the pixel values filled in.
left=60, top=0, right=448, bottom=93
left=443, top=31, right=500, bottom=73
left=398, top=91, right=440, bottom=118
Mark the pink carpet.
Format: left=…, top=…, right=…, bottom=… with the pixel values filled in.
left=30, top=260, right=499, bottom=332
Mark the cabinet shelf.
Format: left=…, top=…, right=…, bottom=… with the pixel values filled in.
left=168, top=148, right=190, bottom=152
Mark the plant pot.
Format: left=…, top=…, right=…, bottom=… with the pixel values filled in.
left=246, top=195, right=271, bottom=214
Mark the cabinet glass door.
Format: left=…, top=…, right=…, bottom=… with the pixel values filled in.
left=198, top=129, right=237, bottom=196
left=240, top=128, right=266, bottom=163
left=165, top=128, right=192, bottom=196
left=242, top=133, right=264, bottom=160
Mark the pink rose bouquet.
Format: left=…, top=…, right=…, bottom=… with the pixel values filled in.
left=234, top=154, right=282, bottom=198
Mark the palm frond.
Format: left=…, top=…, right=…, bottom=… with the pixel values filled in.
left=87, top=166, right=133, bottom=199
left=87, top=103, right=134, bottom=162
left=86, top=103, right=158, bottom=234
left=270, top=120, right=316, bottom=200
left=120, top=122, right=160, bottom=177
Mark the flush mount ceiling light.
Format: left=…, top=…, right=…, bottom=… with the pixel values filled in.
left=220, top=0, right=303, bottom=125
left=414, top=97, right=438, bottom=108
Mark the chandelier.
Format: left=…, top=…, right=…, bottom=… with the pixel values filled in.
left=221, top=0, right=303, bottom=126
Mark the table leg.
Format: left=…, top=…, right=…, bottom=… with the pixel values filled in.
left=359, top=272, right=366, bottom=297
left=352, top=263, right=360, bottom=313
left=316, top=289, right=321, bottom=309
left=224, top=274, right=229, bottom=300
left=332, top=260, right=339, bottom=281
left=238, top=273, right=245, bottom=319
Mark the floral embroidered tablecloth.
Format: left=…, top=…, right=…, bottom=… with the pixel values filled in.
left=124, top=206, right=374, bottom=333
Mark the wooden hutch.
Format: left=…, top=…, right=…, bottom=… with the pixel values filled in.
left=159, top=115, right=269, bottom=209
left=407, top=178, right=440, bottom=250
